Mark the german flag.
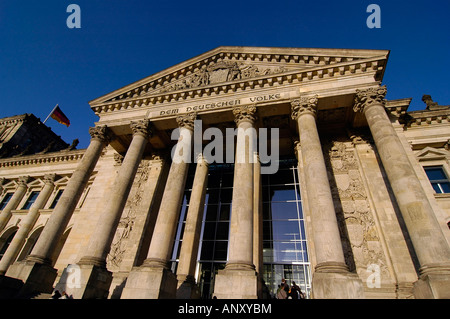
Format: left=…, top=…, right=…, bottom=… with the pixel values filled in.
left=50, top=105, right=70, bottom=127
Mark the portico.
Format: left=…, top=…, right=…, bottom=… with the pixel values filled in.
left=1, top=46, right=449, bottom=299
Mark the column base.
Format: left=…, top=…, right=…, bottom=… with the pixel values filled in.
left=3, top=260, right=57, bottom=298
left=176, top=274, right=200, bottom=299
left=413, top=264, right=450, bottom=299
left=311, top=271, right=365, bottom=299
left=121, top=265, right=177, bottom=299
left=55, top=263, right=112, bottom=299
left=213, top=268, right=259, bottom=299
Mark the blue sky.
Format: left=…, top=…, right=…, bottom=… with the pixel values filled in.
left=1, top=0, right=449, bottom=148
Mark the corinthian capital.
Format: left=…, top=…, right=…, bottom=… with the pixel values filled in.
left=233, top=104, right=257, bottom=126
left=89, top=125, right=111, bottom=143
left=176, top=112, right=197, bottom=130
left=130, top=119, right=152, bottom=137
left=354, top=85, right=387, bottom=113
left=43, top=173, right=56, bottom=185
left=17, top=176, right=30, bottom=187
left=290, top=95, right=318, bottom=120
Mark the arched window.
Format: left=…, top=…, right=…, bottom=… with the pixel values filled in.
left=0, top=230, right=17, bottom=260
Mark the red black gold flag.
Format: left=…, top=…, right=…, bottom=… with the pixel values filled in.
left=50, top=105, right=70, bottom=127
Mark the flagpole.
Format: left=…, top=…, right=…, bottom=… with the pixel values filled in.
left=43, top=104, right=58, bottom=124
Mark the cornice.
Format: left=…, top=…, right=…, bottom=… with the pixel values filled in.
left=0, top=149, right=85, bottom=168
left=89, top=48, right=388, bottom=116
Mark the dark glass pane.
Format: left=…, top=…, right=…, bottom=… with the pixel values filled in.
left=432, top=183, right=442, bottom=193
left=0, top=193, right=13, bottom=210
left=440, top=182, right=450, bottom=193
left=263, top=221, right=272, bottom=241
left=202, top=222, right=216, bottom=240
left=221, top=173, right=233, bottom=187
left=205, top=205, right=218, bottom=221
left=214, top=241, right=228, bottom=260
left=271, top=202, right=298, bottom=220
left=220, top=188, right=233, bottom=203
left=216, top=222, right=229, bottom=240
left=22, top=192, right=39, bottom=210
left=262, top=202, right=271, bottom=220
left=270, top=169, right=294, bottom=185
left=219, top=204, right=231, bottom=221
left=425, top=167, right=446, bottom=181
left=200, top=241, right=214, bottom=260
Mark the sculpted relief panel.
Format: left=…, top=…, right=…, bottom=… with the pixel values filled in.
left=156, top=61, right=288, bottom=94
left=107, top=160, right=151, bottom=270
left=324, top=138, right=392, bottom=288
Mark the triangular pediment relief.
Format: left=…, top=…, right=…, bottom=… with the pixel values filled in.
left=90, top=46, right=389, bottom=112
left=416, top=146, right=450, bottom=160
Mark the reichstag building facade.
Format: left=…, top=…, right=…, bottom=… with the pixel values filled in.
left=0, top=47, right=449, bottom=299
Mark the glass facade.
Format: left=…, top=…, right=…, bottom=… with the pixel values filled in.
left=170, top=158, right=311, bottom=299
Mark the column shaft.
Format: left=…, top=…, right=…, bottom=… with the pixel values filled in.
left=144, top=116, right=195, bottom=268
left=0, top=174, right=55, bottom=274
left=226, top=105, right=257, bottom=270
left=0, top=176, right=30, bottom=232
left=176, top=154, right=208, bottom=284
left=79, top=120, right=150, bottom=267
left=291, top=97, right=347, bottom=272
left=26, top=126, right=110, bottom=265
left=356, top=86, right=450, bottom=273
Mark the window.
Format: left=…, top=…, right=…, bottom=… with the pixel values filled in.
left=22, top=191, right=40, bottom=210
left=0, top=193, right=13, bottom=210
left=49, top=190, right=63, bottom=209
left=424, top=166, right=450, bottom=194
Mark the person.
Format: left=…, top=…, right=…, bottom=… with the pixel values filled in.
left=276, top=283, right=287, bottom=299
left=59, top=291, right=73, bottom=299
left=51, top=290, right=61, bottom=299
left=289, top=281, right=301, bottom=299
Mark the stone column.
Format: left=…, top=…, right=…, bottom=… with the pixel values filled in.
left=0, top=176, right=30, bottom=232
left=291, top=96, right=364, bottom=299
left=4, top=125, right=110, bottom=296
left=176, top=153, right=208, bottom=299
left=121, top=113, right=195, bottom=299
left=214, top=104, right=259, bottom=299
left=253, top=152, right=264, bottom=297
left=355, top=86, right=450, bottom=298
left=57, top=120, right=151, bottom=299
left=0, top=174, right=55, bottom=275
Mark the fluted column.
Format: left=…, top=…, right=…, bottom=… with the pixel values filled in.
left=0, top=176, right=30, bottom=232
left=291, top=96, right=364, bottom=299
left=213, top=105, right=259, bottom=299
left=144, top=113, right=196, bottom=268
left=78, top=120, right=151, bottom=268
left=24, top=125, right=111, bottom=266
left=354, top=86, right=450, bottom=298
left=226, top=104, right=257, bottom=271
left=176, top=153, right=208, bottom=298
left=0, top=174, right=56, bottom=275
left=121, top=113, right=195, bottom=299
left=253, top=152, right=263, bottom=277
left=291, top=96, right=348, bottom=273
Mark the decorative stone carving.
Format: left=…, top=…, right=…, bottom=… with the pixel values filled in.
left=17, top=176, right=30, bottom=187
left=107, top=160, right=150, bottom=269
left=176, top=112, right=197, bottom=130
left=158, top=61, right=287, bottom=94
left=324, top=139, right=391, bottom=286
left=290, top=95, right=319, bottom=120
left=43, top=174, right=56, bottom=185
left=422, top=94, right=449, bottom=110
left=233, top=104, right=257, bottom=125
left=130, top=119, right=151, bottom=137
left=88, top=125, right=111, bottom=143
left=114, top=153, right=124, bottom=166
left=354, top=86, right=387, bottom=113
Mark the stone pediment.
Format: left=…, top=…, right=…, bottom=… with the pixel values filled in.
left=89, top=46, right=389, bottom=114
left=416, top=146, right=450, bottom=161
